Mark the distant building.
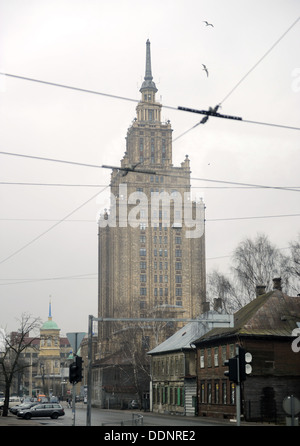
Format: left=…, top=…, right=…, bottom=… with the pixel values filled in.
left=8, top=303, right=73, bottom=400
left=94, top=39, right=207, bottom=408
left=148, top=310, right=233, bottom=416
left=34, top=302, right=72, bottom=399
left=194, top=278, right=300, bottom=423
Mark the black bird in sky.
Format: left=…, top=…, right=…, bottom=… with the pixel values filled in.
left=202, top=64, right=209, bottom=77
left=203, top=21, right=214, bottom=27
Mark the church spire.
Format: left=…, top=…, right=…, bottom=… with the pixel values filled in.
left=140, top=39, right=157, bottom=93
left=48, top=296, right=52, bottom=320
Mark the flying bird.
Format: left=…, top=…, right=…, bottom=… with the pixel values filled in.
left=203, top=21, right=214, bottom=27
left=202, top=64, right=209, bottom=77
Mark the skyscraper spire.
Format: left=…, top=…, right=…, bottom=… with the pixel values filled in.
left=145, top=39, right=153, bottom=81
left=140, top=39, right=157, bottom=93
left=48, top=296, right=52, bottom=320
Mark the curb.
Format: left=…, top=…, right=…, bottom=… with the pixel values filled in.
left=0, top=413, right=43, bottom=426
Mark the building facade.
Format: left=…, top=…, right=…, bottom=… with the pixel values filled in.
left=148, top=310, right=233, bottom=416
left=194, top=279, right=300, bottom=423
left=97, top=40, right=206, bottom=355
left=20, top=305, right=72, bottom=400
left=94, top=40, right=207, bottom=408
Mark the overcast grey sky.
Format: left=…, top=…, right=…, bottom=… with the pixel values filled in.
left=0, top=0, right=299, bottom=336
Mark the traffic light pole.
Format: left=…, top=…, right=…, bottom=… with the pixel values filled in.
left=86, top=313, right=234, bottom=426
left=72, top=383, right=76, bottom=426
left=86, top=315, right=93, bottom=427
left=236, top=345, right=241, bottom=426
left=72, top=335, right=78, bottom=427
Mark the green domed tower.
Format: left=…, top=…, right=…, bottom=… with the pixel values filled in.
left=37, top=300, right=61, bottom=395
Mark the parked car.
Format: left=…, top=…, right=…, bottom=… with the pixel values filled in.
left=128, top=400, right=139, bottom=409
left=10, top=402, right=38, bottom=415
left=0, top=396, right=22, bottom=409
left=17, top=403, right=65, bottom=420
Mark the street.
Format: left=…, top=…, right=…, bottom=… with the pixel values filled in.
left=23, top=402, right=266, bottom=427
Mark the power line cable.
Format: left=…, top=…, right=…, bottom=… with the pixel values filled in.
left=220, top=16, right=300, bottom=105
left=0, top=185, right=109, bottom=266
left=0, top=181, right=108, bottom=187
left=206, top=213, right=300, bottom=222
left=0, top=273, right=97, bottom=287
left=1, top=151, right=300, bottom=192
left=173, top=16, right=300, bottom=142
left=0, top=72, right=299, bottom=132
left=176, top=105, right=300, bottom=131
left=1, top=213, right=300, bottom=224
left=0, top=150, right=103, bottom=170
left=0, top=72, right=141, bottom=105
left=1, top=181, right=300, bottom=190
left=189, top=176, right=300, bottom=193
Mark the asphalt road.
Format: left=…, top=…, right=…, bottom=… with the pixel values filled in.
left=0, top=402, right=279, bottom=428
left=2, top=402, right=275, bottom=427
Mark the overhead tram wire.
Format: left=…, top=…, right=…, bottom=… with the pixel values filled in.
left=219, top=16, right=300, bottom=105
left=1, top=181, right=300, bottom=190
left=1, top=151, right=300, bottom=192
left=0, top=73, right=299, bottom=132
left=1, top=213, right=300, bottom=224
left=0, top=273, right=98, bottom=287
left=0, top=184, right=109, bottom=266
left=172, top=16, right=300, bottom=142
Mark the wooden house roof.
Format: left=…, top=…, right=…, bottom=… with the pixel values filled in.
left=194, top=289, right=300, bottom=345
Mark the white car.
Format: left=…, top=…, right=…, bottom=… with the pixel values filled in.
left=0, top=396, right=22, bottom=409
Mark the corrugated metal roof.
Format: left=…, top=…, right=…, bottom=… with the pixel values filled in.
left=147, top=311, right=232, bottom=355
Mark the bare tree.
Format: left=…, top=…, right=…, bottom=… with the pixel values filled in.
left=231, top=233, right=289, bottom=300
left=286, top=234, right=300, bottom=291
left=206, top=270, right=243, bottom=313
left=0, top=313, right=41, bottom=416
left=207, top=233, right=300, bottom=312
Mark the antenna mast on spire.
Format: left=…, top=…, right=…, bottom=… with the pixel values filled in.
left=49, top=295, right=52, bottom=320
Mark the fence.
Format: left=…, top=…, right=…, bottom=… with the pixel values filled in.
left=102, top=413, right=144, bottom=426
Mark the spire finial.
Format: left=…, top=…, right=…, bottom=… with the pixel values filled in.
left=145, top=39, right=153, bottom=80
left=48, top=295, right=52, bottom=320
left=140, top=39, right=157, bottom=93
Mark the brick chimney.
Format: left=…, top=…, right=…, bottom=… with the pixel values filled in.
left=213, top=298, right=223, bottom=311
left=201, top=301, right=210, bottom=313
left=273, top=277, right=282, bottom=291
left=256, top=285, right=266, bottom=296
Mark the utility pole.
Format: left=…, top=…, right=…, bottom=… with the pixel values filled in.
left=86, top=313, right=233, bottom=426
left=235, top=345, right=241, bottom=426
left=67, top=332, right=85, bottom=426
left=86, top=315, right=93, bottom=427
left=72, top=335, right=78, bottom=427
left=224, top=345, right=252, bottom=425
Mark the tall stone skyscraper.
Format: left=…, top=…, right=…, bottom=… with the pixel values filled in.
left=98, top=40, right=206, bottom=356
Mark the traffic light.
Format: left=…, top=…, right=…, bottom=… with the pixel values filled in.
left=69, top=356, right=83, bottom=384
left=69, top=361, right=77, bottom=384
left=239, top=347, right=252, bottom=381
left=224, top=357, right=238, bottom=383
left=239, top=347, right=246, bottom=381
left=75, top=355, right=83, bottom=382
left=224, top=347, right=252, bottom=383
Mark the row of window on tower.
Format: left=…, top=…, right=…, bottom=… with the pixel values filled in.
left=139, top=137, right=166, bottom=164
left=140, top=248, right=182, bottom=257
left=139, top=232, right=183, bottom=308
left=140, top=261, right=182, bottom=270
left=138, top=106, right=160, bottom=122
